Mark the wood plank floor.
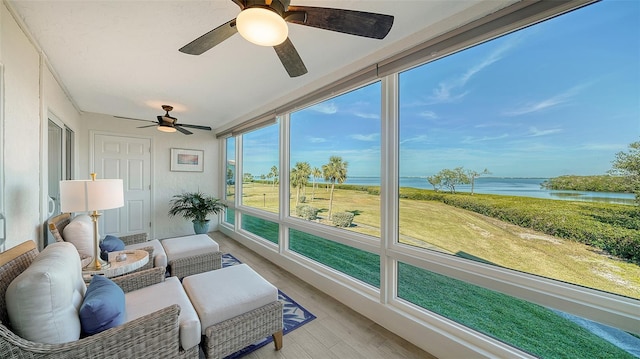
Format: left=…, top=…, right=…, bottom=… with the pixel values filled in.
left=208, top=231, right=437, bottom=359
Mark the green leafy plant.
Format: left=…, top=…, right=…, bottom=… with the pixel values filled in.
left=168, top=191, right=226, bottom=223
left=295, top=204, right=318, bottom=220
left=332, top=212, right=354, bottom=227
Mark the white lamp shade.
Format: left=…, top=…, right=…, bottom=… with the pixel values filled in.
left=59, top=179, right=124, bottom=212
left=236, top=7, right=288, bottom=46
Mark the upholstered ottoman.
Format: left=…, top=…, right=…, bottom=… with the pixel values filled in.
left=161, top=234, right=222, bottom=278
left=182, top=264, right=283, bottom=359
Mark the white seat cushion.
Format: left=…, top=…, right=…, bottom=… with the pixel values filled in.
left=62, top=214, right=94, bottom=258
left=182, top=264, right=277, bottom=334
left=124, top=277, right=200, bottom=350
left=6, top=242, right=86, bottom=344
left=161, top=234, right=219, bottom=262
left=125, top=239, right=167, bottom=268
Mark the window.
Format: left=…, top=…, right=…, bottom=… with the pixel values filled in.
left=223, top=137, right=236, bottom=226
left=397, top=261, right=632, bottom=358
left=221, top=1, right=639, bottom=356
left=241, top=122, right=279, bottom=213
left=225, top=137, right=236, bottom=203
left=241, top=214, right=278, bottom=244
left=398, top=0, right=639, bottom=299
left=289, top=229, right=380, bottom=287
left=289, top=83, right=382, bottom=237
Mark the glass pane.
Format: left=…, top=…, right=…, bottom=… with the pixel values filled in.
left=241, top=122, right=279, bottom=213
left=47, top=120, right=63, bottom=217
left=290, top=82, right=381, bottom=237
left=398, top=1, right=640, bottom=299
left=241, top=214, right=278, bottom=244
left=225, top=137, right=236, bottom=202
left=397, top=261, right=636, bottom=359
left=64, top=126, right=74, bottom=180
left=289, top=229, right=380, bottom=287
left=225, top=207, right=235, bottom=225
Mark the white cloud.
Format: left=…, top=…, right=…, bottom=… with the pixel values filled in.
left=350, top=133, right=379, bottom=141
left=310, top=102, right=338, bottom=114
left=419, top=110, right=438, bottom=119
left=578, top=143, right=626, bottom=151
left=503, top=84, right=587, bottom=116
left=527, top=127, right=562, bottom=137
left=428, top=84, right=468, bottom=104
left=306, top=136, right=327, bottom=143
left=462, top=134, right=509, bottom=143
left=353, top=112, right=380, bottom=119
left=426, top=38, right=518, bottom=104
left=400, top=135, right=429, bottom=145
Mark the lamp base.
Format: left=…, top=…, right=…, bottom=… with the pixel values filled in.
left=84, top=257, right=111, bottom=271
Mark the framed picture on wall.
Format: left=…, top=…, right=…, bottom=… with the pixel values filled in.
left=170, top=148, right=204, bottom=172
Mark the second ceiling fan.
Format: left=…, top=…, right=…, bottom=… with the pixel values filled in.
left=179, top=0, right=394, bottom=77
left=115, top=105, right=212, bottom=135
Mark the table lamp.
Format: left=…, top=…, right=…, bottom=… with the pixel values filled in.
left=59, top=173, right=124, bottom=270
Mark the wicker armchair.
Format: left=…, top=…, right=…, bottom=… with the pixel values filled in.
left=48, top=213, right=155, bottom=272
left=0, top=241, right=197, bottom=359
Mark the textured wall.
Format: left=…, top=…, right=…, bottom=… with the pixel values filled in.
left=1, top=3, right=82, bottom=250
left=79, top=112, right=220, bottom=240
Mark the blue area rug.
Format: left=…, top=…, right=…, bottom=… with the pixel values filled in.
left=221, top=253, right=316, bottom=359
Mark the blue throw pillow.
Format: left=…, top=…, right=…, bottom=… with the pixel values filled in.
left=79, top=275, right=125, bottom=335
left=100, top=235, right=125, bottom=252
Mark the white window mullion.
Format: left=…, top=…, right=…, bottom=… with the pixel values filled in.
left=380, top=73, right=400, bottom=305
left=235, top=135, right=243, bottom=230
left=280, top=114, right=290, bottom=254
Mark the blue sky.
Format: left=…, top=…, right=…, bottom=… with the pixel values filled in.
left=242, top=0, right=639, bottom=179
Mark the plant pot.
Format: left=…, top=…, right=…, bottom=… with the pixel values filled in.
left=193, top=220, right=210, bottom=234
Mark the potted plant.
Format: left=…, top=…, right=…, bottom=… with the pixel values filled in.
left=168, top=191, right=227, bottom=234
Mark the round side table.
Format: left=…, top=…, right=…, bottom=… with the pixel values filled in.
left=82, top=249, right=149, bottom=282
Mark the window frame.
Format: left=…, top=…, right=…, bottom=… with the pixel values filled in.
left=219, top=0, right=639, bottom=350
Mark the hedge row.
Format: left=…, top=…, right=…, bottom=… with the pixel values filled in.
left=399, top=188, right=640, bottom=262
left=541, top=175, right=636, bottom=193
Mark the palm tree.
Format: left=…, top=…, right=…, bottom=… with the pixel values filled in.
left=290, top=162, right=311, bottom=206
left=311, top=167, right=322, bottom=202
left=269, top=165, right=279, bottom=187
left=322, top=156, right=348, bottom=219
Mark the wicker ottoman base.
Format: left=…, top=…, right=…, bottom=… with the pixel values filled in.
left=182, top=264, right=284, bottom=359
left=161, top=234, right=222, bottom=278
left=203, top=301, right=283, bottom=359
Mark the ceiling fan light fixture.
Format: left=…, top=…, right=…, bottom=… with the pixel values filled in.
left=157, top=125, right=177, bottom=133
left=236, top=7, right=288, bottom=46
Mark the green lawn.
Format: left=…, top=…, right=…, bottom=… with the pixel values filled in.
left=236, top=182, right=639, bottom=358
left=240, top=182, right=640, bottom=299
left=281, top=228, right=636, bottom=359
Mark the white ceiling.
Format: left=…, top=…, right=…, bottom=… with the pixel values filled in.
left=8, top=0, right=511, bottom=133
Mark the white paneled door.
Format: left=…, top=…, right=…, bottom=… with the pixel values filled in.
left=93, top=134, right=151, bottom=238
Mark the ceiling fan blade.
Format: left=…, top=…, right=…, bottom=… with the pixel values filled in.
left=114, top=115, right=157, bottom=124
left=175, top=126, right=193, bottom=135
left=137, top=124, right=157, bottom=129
left=179, top=19, right=238, bottom=55
left=285, top=6, right=394, bottom=39
left=273, top=38, right=307, bottom=78
left=178, top=124, right=213, bottom=131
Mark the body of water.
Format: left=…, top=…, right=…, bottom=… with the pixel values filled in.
left=334, top=177, right=636, bottom=205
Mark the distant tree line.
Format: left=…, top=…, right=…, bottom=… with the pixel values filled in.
left=540, top=175, right=634, bottom=193
left=542, top=139, right=640, bottom=204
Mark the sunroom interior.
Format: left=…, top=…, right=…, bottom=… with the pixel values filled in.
left=1, top=0, right=638, bottom=358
